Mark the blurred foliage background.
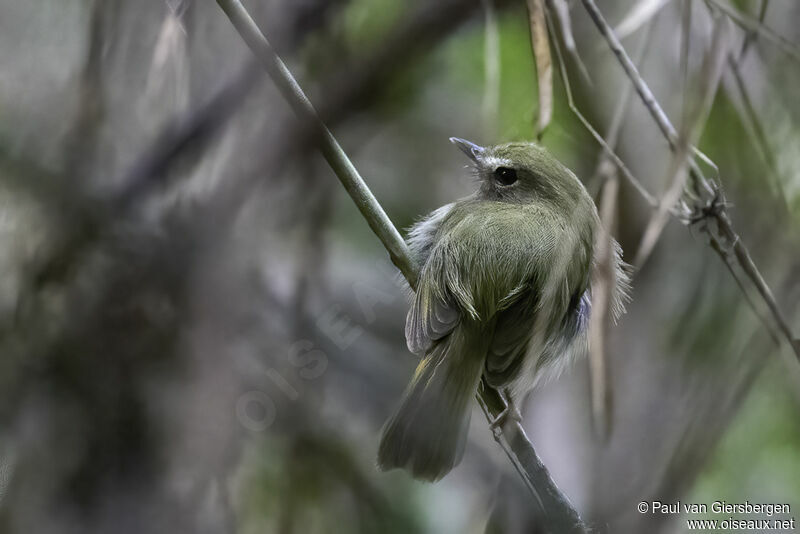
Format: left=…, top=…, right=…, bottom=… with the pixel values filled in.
left=0, top=0, right=799, bottom=532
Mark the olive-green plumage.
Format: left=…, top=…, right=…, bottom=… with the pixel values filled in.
left=377, top=138, right=629, bottom=481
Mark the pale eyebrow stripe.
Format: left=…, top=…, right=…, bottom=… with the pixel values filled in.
left=482, top=156, right=512, bottom=169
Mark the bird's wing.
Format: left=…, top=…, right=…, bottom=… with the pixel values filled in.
left=405, top=234, right=466, bottom=354
left=405, top=201, right=549, bottom=356
left=483, top=283, right=539, bottom=387
left=405, top=204, right=461, bottom=354
left=405, top=280, right=460, bottom=354
left=485, top=224, right=595, bottom=388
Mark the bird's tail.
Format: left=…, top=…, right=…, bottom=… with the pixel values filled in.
left=377, top=327, right=486, bottom=481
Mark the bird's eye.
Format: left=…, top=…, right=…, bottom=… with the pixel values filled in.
left=494, top=167, right=518, bottom=186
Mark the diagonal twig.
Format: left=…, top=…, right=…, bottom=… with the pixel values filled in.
left=725, top=55, right=789, bottom=210
left=614, top=0, right=673, bottom=40
left=737, top=0, right=770, bottom=59
left=705, top=0, right=800, bottom=63
left=549, top=0, right=592, bottom=85
left=633, top=15, right=730, bottom=269
left=580, top=0, right=800, bottom=361
left=545, top=8, right=659, bottom=208
left=215, top=0, right=417, bottom=289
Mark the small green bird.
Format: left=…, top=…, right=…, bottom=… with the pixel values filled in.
left=377, top=138, right=629, bottom=481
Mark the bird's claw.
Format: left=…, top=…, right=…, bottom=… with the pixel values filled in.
left=488, top=389, right=522, bottom=432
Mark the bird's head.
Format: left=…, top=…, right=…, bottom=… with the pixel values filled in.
left=450, top=137, right=591, bottom=212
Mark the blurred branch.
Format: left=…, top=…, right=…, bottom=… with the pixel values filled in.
left=113, top=65, right=259, bottom=210
left=526, top=0, right=553, bottom=138
left=579, top=0, right=800, bottom=360
left=705, top=0, right=800, bottom=63
left=614, top=0, right=672, bottom=41
left=633, top=15, right=730, bottom=268
left=597, top=20, right=655, bottom=169
left=23, top=0, right=340, bottom=291
left=725, top=55, right=789, bottom=210
left=312, top=0, right=513, bottom=124
left=737, top=0, right=769, bottom=59
left=216, top=0, right=587, bottom=531
left=550, top=0, right=591, bottom=85
left=584, top=18, right=655, bottom=439
left=587, top=176, right=618, bottom=440
left=63, top=0, right=114, bottom=177
left=647, top=325, right=768, bottom=531
left=707, top=236, right=781, bottom=347
left=724, top=2, right=788, bottom=212
left=679, top=0, right=691, bottom=125
left=25, top=64, right=261, bottom=288
left=480, top=0, right=500, bottom=131
left=545, top=8, right=658, bottom=208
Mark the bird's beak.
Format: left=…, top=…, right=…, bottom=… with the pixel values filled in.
left=449, top=137, right=485, bottom=163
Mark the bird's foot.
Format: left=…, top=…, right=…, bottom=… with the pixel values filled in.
left=488, top=388, right=522, bottom=432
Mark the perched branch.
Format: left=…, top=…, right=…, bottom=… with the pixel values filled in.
left=216, top=0, right=587, bottom=532
left=476, top=383, right=586, bottom=534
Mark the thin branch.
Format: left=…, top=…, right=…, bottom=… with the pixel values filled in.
left=216, top=0, right=417, bottom=288
left=580, top=0, right=679, bottom=147
left=705, top=0, right=800, bottom=63
left=633, top=15, right=730, bottom=269
left=614, top=0, right=673, bottom=40
left=589, top=17, right=656, bottom=184
left=588, top=175, right=618, bottom=440
left=737, top=0, right=770, bottom=60
left=481, top=0, right=501, bottom=131
left=725, top=54, right=789, bottom=210
left=584, top=15, right=656, bottom=440
left=716, top=211, right=800, bottom=358
left=526, top=0, right=553, bottom=138
left=679, top=0, right=691, bottom=128
left=707, top=236, right=781, bottom=347
left=550, top=0, right=592, bottom=85
left=477, top=383, right=586, bottom=533
left=580, top=0, right=800, bottom=360
left=546, top=9, right=659, bottom=208
left=216, top=0, right=587, bottom=531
